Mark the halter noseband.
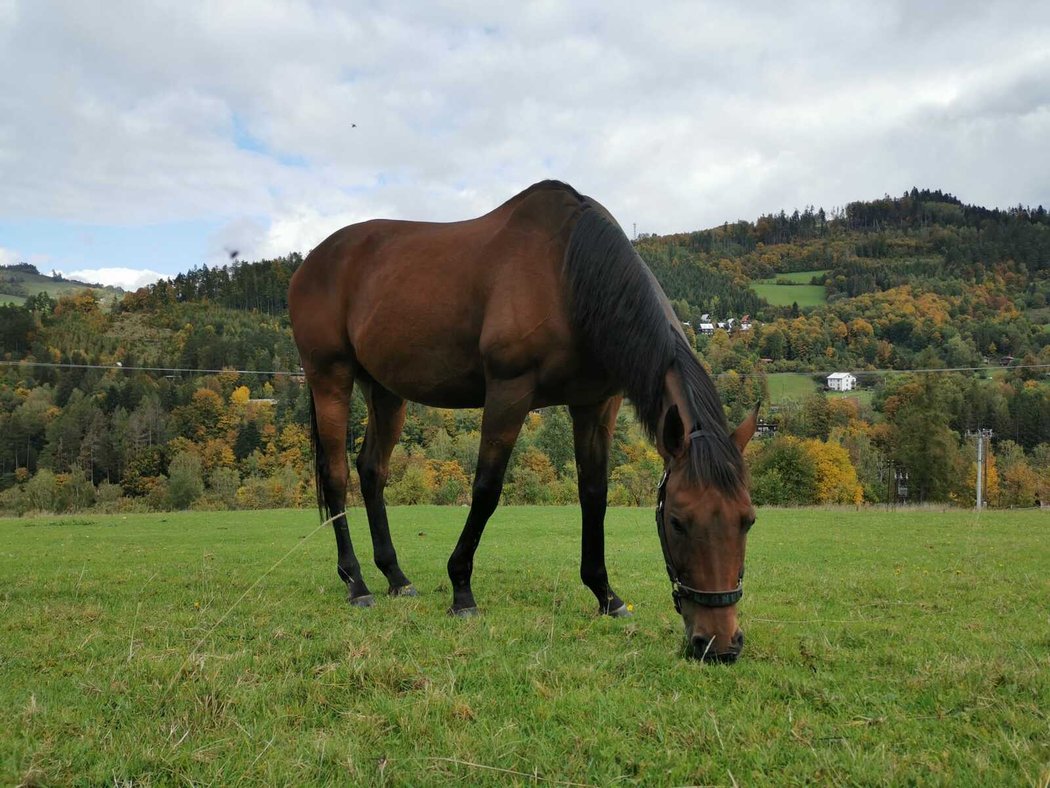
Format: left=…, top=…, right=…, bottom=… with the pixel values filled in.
left=655, top=429, right=744, bottom=613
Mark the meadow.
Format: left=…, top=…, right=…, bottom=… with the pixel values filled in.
left=764, top=372, right=874, bottom=407
left=765, top=373, right=819, bottom=404
left=751, top=270, right=829, bottom=308
left=2, top=507, right=1048, bottom=785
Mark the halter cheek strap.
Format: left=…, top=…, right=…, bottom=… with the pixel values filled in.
left=655, top=429, right=745, bottom=613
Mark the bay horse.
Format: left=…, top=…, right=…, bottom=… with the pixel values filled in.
left=289, top=180, right=758, bottom=662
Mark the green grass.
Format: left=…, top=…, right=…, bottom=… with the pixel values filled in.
left=766, top=373, right=873, bottom=407
left=3, top=507, right=1048, bottom=785
left=829, top=388, right=874, bottom=406
left=0, top=293, right=26, bottom=306
left=0, top=269, right=124, bottom=306
left=766, top=373, right=818, bottom=403
left=752, top=270, right=829, bottom=308
left=752, top=284, right=828, bottom=308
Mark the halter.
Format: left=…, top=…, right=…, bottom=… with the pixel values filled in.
left=655, top=429, right=744, bottom=613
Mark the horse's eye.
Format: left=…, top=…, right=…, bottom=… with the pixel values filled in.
left=743, top=516, right=756, bottom=533
left=670, top=516, right=687, bottom=535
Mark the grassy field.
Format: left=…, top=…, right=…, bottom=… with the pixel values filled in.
left=0, top=269, right=124, bottom=306
left=752, top=270, right=829, bottom=308
left=2, top=507, right=1048, bottom=785
left=765, top=373, right=874, bottom=407
left=766, top=373, right=819, bottom=403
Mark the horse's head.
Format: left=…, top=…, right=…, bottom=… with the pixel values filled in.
left=656, top=404, right=758, bottom=663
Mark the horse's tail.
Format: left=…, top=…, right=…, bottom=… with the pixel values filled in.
left=308, top=388, right=330, bottom=522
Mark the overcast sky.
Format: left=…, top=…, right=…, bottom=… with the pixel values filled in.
left=1, top=1, right=1048, bottom=290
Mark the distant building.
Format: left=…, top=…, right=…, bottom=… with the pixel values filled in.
left=827, top=372, right=857, bottom=391
left=697, top=314, right=754, bottom=335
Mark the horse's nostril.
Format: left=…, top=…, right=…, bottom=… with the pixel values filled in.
left=689, top=632, right=744, bottom=663
left=690, top=634, right=714, bottom=660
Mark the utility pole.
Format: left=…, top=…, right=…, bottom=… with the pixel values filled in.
left=975, top=431, right=984, bottom=510
left=969, top=428, right=994, bottom=510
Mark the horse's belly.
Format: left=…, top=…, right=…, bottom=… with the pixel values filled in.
left=385, top=375, right=487, bottom=409
left=355, top=337, right=488, bottom=408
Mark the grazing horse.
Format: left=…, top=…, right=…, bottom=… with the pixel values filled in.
left=289, top=180, right=758, bottom=662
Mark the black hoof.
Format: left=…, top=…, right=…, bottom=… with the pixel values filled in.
left=448, top=606, right=480, bottom=618
left=389, top=584, right=418, bottom=597
left=605, top=603, right=632, bottom=618
left=349, top=593, right=375, bottom=608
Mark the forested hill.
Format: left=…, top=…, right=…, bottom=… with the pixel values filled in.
left=0, top=188, right=1047, bottom=513
left=0, top=263, right=124, bottom=307
left=634, top=188, right=1050, bottom=372
left=3, top=185, right=1048, bottom=388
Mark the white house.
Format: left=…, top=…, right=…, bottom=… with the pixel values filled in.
left=827, top=372, right=857, bottom=391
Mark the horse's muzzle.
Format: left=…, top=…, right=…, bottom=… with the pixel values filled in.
left=689, top=630, right=745, bottom=663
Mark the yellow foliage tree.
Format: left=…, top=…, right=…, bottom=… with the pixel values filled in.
left=802, top=439, right=863, bottom=504
left=276, top=424, right=311, bottom=474
left=230, top=385, right=251, bottom=407
left=200, top=438, right=236, bottom=474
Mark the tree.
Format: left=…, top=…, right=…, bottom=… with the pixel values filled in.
left=610, top=441, right=662, bottom=506
left=749, top=437, right=819, bottom=505
left=884, top=376, right=967, bottom=502
left=208, top=467, right=241, bottom=509
left=0, top=304, right=34, bottom=354
left=167, top=451, right=204, bottom=509
left=802, top=439, right=863, bottom=504
left=534, top=406, right=575, bottom=477
left=504, top=446, right=557, bottom=504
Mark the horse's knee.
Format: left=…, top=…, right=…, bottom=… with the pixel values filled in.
left=577, top=478, right=607, bottom=504
left=471, top=474, right=503, bottom=510
left=356, top=458, right=389, bottom=499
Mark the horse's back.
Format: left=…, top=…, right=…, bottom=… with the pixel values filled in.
left=289, top=181, right=594, bottom=407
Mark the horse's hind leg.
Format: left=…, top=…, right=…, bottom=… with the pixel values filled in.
left=356, top=381, right=415, bottom=596
left=570, top=397, right=629, bottom=616
left=309, top=365, right=374, bottom=606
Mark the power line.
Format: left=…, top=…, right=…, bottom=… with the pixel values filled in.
left=0, top=359, right=1047, bottom=378
left=729, top=363, right=1050, bottom=379
left=0, top=360, right=301, bottom=377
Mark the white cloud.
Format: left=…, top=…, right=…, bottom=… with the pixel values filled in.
left=0, top=246, right=19, bottom=266
left=1, top=1, right=1048, bottom=272
left=61, top=267, right=166, bottom=291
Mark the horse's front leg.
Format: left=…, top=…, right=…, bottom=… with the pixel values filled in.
left=446, top=376, right=534, bottom=616
left=570, top=397, right=629, bottom=616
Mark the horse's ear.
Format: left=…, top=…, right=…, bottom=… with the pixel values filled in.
left=659, top=404, right=687, bottom=460
left=731, top=401, right=761, bottom=453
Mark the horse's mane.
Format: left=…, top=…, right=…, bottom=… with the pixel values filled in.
left=563, top=198, right=746, bottom=494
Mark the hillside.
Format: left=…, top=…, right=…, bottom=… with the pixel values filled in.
left=637, top=189, right=1050, bottom=375
left=0, top=189, right=1047, bottom=513
left=0, top=263, right=124, bottom=306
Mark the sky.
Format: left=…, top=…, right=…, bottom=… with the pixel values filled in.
left=1, top=1, right=1048, bottom=291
